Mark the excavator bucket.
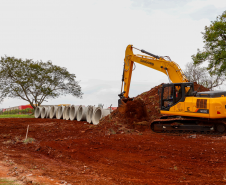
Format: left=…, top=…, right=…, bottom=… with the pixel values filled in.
left=118, top=98, right=133, bottom=114
left=118, top=98, right=148, bottom=122
left=118, top=99, right=127, bottom=114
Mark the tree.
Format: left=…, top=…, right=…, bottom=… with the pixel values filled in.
left=0, top=56, right=83, bottom=109
left=184, top=61, right=225, bottom=90
left=192, top=11, right=226, bottom=78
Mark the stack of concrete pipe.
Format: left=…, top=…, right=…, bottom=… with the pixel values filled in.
left=92, top=107, right=111, bottom=125
left=35, top=105, right=111, bottom=125
left=86, top=105, right=95, bottom=124
left=41, top=106, right=51, bottom=118
left=69, top=105, right=79, bottom=120
left=65, top=105, right=71, bottom=120
left=34, top=106, right=42, bottom=118
left=56, top=105, right=64, bottom=119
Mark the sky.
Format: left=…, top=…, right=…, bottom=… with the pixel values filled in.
left=0, top=0, right=226, bottom=109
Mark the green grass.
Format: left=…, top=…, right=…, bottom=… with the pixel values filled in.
left=0, top=114, right=34, bottom=118
left=23, top=137, right=35, bottom=144
left=0, top=178, right=20, bottom=185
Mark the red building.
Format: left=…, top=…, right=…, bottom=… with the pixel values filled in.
left=19, top=105, right=33, bottom=110
left=3, top=105, right=34, bottom=112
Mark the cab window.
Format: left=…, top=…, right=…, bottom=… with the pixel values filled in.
left=162, top=86, right=173, bottom=109
left=185, top=85, right=193, bottom=96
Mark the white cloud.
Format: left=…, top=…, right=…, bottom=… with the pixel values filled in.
left=186, top=0, right=226, bottom=10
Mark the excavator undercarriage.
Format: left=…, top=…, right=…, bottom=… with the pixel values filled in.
left=151, top=116, right=226, bottom=135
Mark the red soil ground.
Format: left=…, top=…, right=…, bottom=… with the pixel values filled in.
left=0, top=83, right=220, bottom=184
left=0, top=118, right=226, bottom=185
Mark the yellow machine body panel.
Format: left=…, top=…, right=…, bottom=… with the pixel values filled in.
left=161, top=96, right=226, bottom=119
left=209, top=97, right=226, bottom=118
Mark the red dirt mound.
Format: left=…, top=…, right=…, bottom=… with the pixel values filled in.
left=125, top=99, right=148, bottom=121
left=98, top=82, right=210, bottom=133
left=193, top=82, right=210, bottom=92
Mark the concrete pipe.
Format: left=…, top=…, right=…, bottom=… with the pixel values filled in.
left=77, top=105, right=88, bottom=121
left=46, top=106, right=51, bottom=118
left=41, top=106, right=50, bottom=119
left=63, top=106, right=68, bottom=120
left=92, top=107, right=111, bottom=125
left=56, top=105, right=64, bottom=119
left=49, top=106, right=58, bottom=119
left=86, top=105, right=95, bottom=124
left=69, top=105, right=79, bottom=120
left=65, top=105, right=71, bottom=120
left=35, top=106, right=42, bottom=118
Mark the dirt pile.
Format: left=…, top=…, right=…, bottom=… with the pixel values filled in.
left=125, top=99, right=148, bottom=121
left=193, top=82, right=210, bottom=92
left=117, top=98, right=148, bottom=122
left=97, top=83, right=161, bottom=134
left=97, top=84, right=162, bottom=133
left=98, top=82, right=210, bottom=133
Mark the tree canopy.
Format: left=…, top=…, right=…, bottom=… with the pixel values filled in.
left=184, top=61, right=224, bottom=90
left=192, top=10, right=226, bottom=77
left=0, top=56, right=83, bottom=109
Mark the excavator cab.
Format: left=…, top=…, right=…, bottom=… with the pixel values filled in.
left=160, top=82, right=194, bottom=111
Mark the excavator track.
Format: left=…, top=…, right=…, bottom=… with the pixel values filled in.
left=151, top=116, right=226, bottom=136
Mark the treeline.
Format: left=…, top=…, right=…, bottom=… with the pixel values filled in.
left=0, top=108, right=34, bottom=115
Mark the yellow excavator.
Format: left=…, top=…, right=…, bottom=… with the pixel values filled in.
left=118, top=45, right=226, bottom=133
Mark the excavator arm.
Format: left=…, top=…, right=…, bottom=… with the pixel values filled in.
left=119, top=45, right=188, bottom=99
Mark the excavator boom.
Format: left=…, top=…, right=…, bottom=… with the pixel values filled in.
left=120, top=45, right=188, bottom=99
